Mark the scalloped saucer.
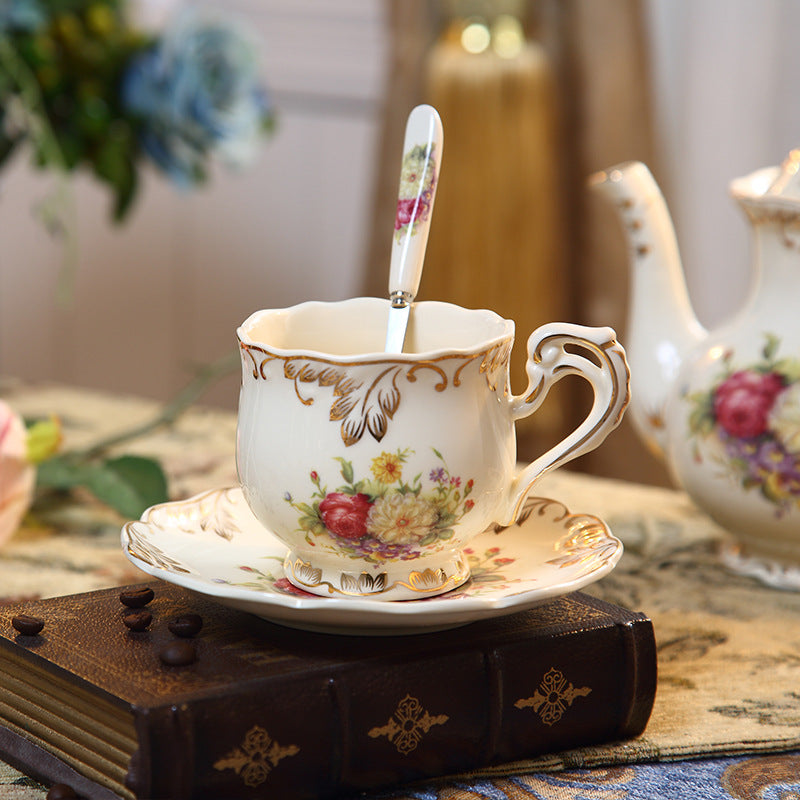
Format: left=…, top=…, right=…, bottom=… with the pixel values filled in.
left=121, top=487, right=622, bottom=636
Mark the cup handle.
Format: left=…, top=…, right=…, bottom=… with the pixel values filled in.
left=498, top=323, right=630, bottom=526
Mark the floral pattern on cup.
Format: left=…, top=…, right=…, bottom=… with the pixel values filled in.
left=284, top=448, right=475, bottom=563
left=394, top=143, right=437, bottom=241
left=687, top=335, right=800, bottom=513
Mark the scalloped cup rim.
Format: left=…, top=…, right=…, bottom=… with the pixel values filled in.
left=236, top=298, right=515, bottom=361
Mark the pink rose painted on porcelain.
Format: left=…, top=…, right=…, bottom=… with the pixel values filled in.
left=712, top=370, right=785, bottom=438
left=318, top=492, right=372, bottom=539
left=395, top=197, right=428, bottom=231
left=273, top=577, right=318, bottom=598
left=0, top=401, right=35, bottom=547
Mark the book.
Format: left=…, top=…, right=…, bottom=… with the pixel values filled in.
left=0, top=582, right=656, bottom=800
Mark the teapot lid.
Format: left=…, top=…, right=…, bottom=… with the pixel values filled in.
left=731, top=148, right=800, bottom=219
left=765, top=149, right=800, bottom=199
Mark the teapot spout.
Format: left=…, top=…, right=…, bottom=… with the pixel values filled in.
left=589, top=161, right=706, bottom=458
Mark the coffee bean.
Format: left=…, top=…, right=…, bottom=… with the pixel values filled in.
left=122, top=610, right=152, bottom=632
left=168, top=614, right=203, bottom=638
left=119, top=587, right=154, bottom=608
left=12, top=614, right=44, bottom=636
left=46, top=784, right=78, bottom=800
left=159, top=640, right=196, bottom=666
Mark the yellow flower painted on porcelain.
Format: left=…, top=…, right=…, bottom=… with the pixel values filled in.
left=764, top=469, right=797, bottom=505
left=366, top=493, right=437, bottom=545
left=371, top=452, right=404, bottom=484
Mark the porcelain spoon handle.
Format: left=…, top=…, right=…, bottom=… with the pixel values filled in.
left=384, top=104, right=443, bottom=353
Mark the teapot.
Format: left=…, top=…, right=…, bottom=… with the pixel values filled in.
left=591, top=150, right=800, bottom=580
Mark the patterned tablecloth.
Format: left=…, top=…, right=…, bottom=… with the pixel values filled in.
left=1, top=381, right=799, bottom=800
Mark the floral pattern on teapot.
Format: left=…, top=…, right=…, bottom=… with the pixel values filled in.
left=284, top=448, right=475, bottom=562
left=687, top=335, right=800, bottom=513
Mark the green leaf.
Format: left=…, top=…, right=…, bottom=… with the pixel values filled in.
left=359, top=479, right=387, bottom=499
left=0, top=134, right=20, bottom=168
left=93, top=140, right=138, bottom=223
left=686, top=390, right=715, bottom=435
left=110, top=164, right=138, bottom=223
left=432, top=447, right=443, bottom=460
left=762, top=333, right=781, bottom=363
left=36, top=456, right=90, bottom=490
left=84, top=455, right=168, bottom=519
left=335, top=457, right=355, bottom=485
left=773, top=358, right=800, bottom=383
left=298, top=515, right=321, bottom=532
left=296, top=502, right=318, bottom=518
left=36, top=453, right=168, bottom=518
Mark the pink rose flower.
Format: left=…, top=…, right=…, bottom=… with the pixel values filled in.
left=713, top=370, right=784, bottom=439
left=274, top=577, right=318, bottom=598
left=318, top=492, right=372, bottom=539
left=394, top=197, right=428, bottom=230
left=0, top=401, right=35, bottom=547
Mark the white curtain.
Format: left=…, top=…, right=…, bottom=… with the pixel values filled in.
left=644, top=0, right=800, bottom=329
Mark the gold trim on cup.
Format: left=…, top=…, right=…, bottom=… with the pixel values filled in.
left=239, top=340, right=513, bottom=446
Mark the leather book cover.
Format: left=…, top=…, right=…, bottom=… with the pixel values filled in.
left=0, top=581, right=656, bottom=800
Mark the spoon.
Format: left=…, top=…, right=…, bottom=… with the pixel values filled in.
left=384, top=104, right=443, bottom=353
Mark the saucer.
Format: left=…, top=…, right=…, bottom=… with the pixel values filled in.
left=121, top=487, right=623, bottom=635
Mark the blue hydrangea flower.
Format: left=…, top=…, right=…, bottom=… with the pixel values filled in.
left=0, top=0, right=44, bottom=31
left=122, top=11, right=271, bottom=188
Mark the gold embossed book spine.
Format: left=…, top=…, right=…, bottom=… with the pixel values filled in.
left=0, top=583, right=656, bottom=799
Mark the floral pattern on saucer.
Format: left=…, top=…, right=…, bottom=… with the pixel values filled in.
left=121, top=487, right=622, bottom=635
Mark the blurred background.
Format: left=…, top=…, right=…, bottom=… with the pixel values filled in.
left=3, top=0, right=800, bottom=487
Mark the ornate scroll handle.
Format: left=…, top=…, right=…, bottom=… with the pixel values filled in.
left=498, top=323, right=631, bottom=526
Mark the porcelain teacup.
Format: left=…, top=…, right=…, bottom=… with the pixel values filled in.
left=236, top=298, right=629, bottom=600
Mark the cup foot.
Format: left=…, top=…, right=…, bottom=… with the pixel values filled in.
left=283, top=549, right=470, bottom=601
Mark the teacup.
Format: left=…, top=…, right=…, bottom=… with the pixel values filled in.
left=236, top=298, right=629, bottom=601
